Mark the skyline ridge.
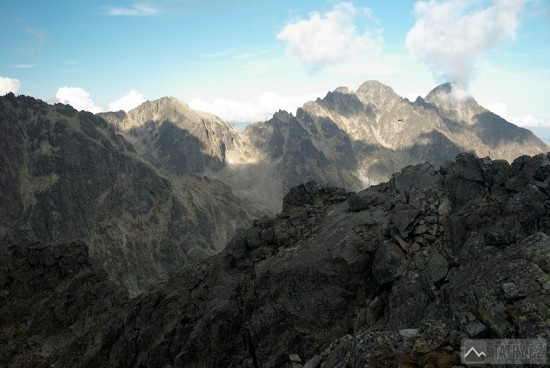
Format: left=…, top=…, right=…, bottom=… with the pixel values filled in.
left=1, top=1, right=548, bottom=139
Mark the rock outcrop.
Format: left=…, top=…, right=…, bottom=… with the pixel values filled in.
left=2, top=152, right=548, bottom=367
left=0, top=94, right=255, bottom=295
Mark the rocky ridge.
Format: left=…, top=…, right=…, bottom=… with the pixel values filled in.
left=302, top=81, right=547, bottom=183
left=0, top=93, right=255, bottom=295
left=100, top=97, right=258, bottom=175
left=1, top=152, right=549, bottom=367
left=102, top=81, right=548, bottom=213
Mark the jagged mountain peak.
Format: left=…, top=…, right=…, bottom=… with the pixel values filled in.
left=356, top=80, right=398, bottom=98
left=272, top=109, right=294, bottom=121
left=334, top=86, right=352, bottom=94
left=96, top=79, right=546, bottom=213
left=127, top=96, right=208, bottom=123
left=101, top=95, right=237, bottom=135
left=424, top=82, right=489, bottom=129
left=426, top=81, right=453, bottom=95
left=425, top=82, right=477, bottom=106
left=137, top=96, right=195, bottom=113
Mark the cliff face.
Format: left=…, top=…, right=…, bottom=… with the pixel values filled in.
left=104, top=82, right=548, bottom=214
left=99, top=97, right=256, bottom=175
left=2, top=152, right=548, bottom=367
left=299, top=81, right=548, bottom=184
left=0, top=94, right=254, bottom=295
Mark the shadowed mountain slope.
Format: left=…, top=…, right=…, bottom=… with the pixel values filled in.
left=0, top=93, right=255, bottom=295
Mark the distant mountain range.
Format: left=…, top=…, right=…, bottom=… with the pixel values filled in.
left=1, top=81, right=549, bottom=367
left=101, top=80, right=548, bottom=213
left=0, top=80, right=547, bottom=294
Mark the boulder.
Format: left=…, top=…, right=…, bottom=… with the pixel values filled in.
left=392, top=203, right=420, bottom=237
left=373, top=243, right=405, bottom=285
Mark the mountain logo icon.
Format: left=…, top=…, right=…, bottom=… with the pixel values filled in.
left=462, top=340, right=487, bottom=364
left=465, top=347, right=486, bottom=359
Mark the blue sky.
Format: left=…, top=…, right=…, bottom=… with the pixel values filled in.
left=1, top=0, right=549, bottom=140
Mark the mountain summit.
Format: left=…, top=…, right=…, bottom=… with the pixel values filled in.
left=0, top=93, right=255, bottom=294
left=102, top=81, right=548, bottom=212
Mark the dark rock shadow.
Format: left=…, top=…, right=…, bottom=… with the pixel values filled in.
left=128, top=120, right=225, bottom=175
left=472, top=111, right=546, bottom=149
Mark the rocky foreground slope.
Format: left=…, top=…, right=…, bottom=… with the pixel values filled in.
left=1, top=152, right=549, bottom=367
left=0, top=94, right=255, bottom=295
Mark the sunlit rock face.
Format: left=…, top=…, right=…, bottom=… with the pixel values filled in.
left=102, top=81, right=547, bottom=214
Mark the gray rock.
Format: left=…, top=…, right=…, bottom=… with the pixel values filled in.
left=426, top=252, right=449, bottom=283
left=303, top=355, right=322, bottom=368
left=437, top=198, right=451, bottom=216
left=392, top=203, right=420, bottom=237
left=409, top=242, right=421, bottom=254
left=394, top=235, right=410, bottom=252
left=2, top=130, right=550, bottom=368
left=448, top=152, right=485, bottom=182
left=366, top=296, right=385, bottom=326
left=501, top=282, right=520, bottom=300
left=348, top=190, right=383, bottom=212
left=414, top=223, right=428, bottom=235
left=373, top=243, right=405, bottom=285
left=464, top=321, right=487, bottom=337
left=399, top=328, right=419, bottom=338
left=393, top=161, right=443, bottom=192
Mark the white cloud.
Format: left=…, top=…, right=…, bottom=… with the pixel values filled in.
left=406, top=0, right=525, bottom=89
left=0, top=77, right=21, bottom=95
left=189, top=91, right=318, bottom=123
left=108, top=90, right=146, bottom=112
left=55, top=87, right=103, bottom=113
left=511, top=114, right=550, bottom=128
left=105, top=3, right=160, bottom=16
left=12, top=64, right=36, bottom=69
left=190, top=98, right=265, bottom=123
left=277, top=2, right=383, bottom=67
left=487, top=102, right=508, bottom=117
left=486, top=101, right=550, bottom=127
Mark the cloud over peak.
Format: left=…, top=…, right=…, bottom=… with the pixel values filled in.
left=0, top=77, right=21, bottom=95
left=55, top=87, right=103, bottom=113
left=406, top=0, right=525, bottom=89
left=109, top=90, right=146, bottom=112
left=277, top=2, right=382, bottom=67
left=190, top=91, right=318, bottom=123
